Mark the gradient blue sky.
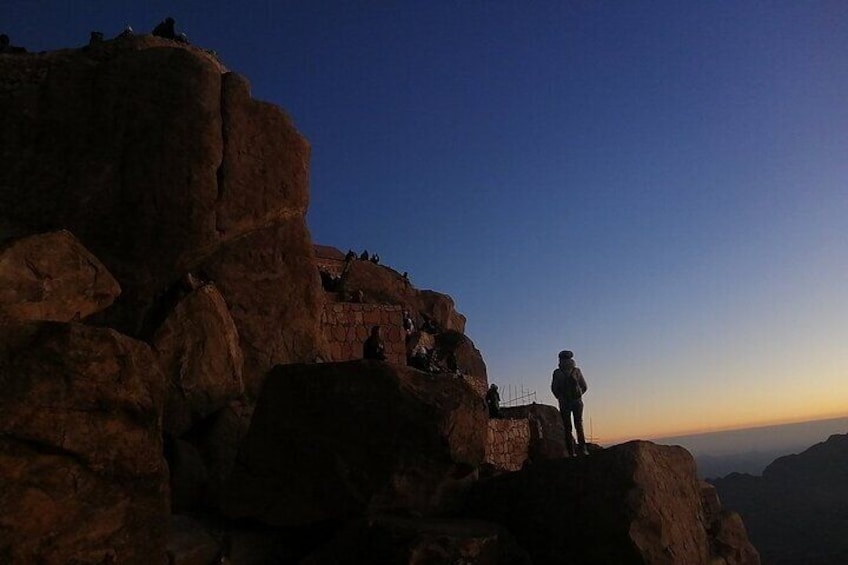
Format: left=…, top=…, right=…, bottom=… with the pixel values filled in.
left=6, top=1, right=847, bottom=442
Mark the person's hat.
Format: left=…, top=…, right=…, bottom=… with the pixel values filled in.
left=558, top=350, right=573, bottom=359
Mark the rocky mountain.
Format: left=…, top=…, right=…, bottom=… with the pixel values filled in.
left=710, top=433, right=848, bottom=564
left=1, top=34, right=758, bottom=564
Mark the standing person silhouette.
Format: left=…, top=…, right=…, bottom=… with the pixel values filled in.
left=551, top=350, right=589, bottom=456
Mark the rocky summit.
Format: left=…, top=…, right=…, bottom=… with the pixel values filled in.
left=0, top=35, right=759, bottom=564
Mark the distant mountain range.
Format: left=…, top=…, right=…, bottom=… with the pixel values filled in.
left=709, top=432, right=848, bottom=565
left=652, top=416, right=848, bottom=478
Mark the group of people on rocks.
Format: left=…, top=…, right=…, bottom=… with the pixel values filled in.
left=346, top=249, right=381, bottom=265
left=1, top=17, right=190, bottom=57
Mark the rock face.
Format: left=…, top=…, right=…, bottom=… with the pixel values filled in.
left=0, top=322, right=169, bottom=564
left=0, top=230, right=120, bottom=322
left=153, top=283, right=243, bottom=436
left=200, top=222, right=326, bottom=396
left=0, top=36, right=324, bottom=392
left=464, top=441, right=723, bottom=565
left=711, top=433, right=848, bottom=564
left=222, top=360, right=487, bottom=526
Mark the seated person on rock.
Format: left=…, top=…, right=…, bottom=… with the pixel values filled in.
left=363, top=325, right=387, bottom=361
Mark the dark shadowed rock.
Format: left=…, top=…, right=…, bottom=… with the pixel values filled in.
left=435, top=329, right=487, bottom=380
left=0, top=322, right=168, bottom=564
left=185, top=398, right=255, bottom=511
left=165, top=437, right=209, bottom=514
left=0, top=230, right=120, bottom=322
left=153, top=283, right=244, bottom=436
left=712, top=511, right=760, bottom=565
left=500, top=403, right=568, bottom=461
left=200, top=222, right=326, bottom=396
left=463, top=441, right=715, bottom=564
left=166, top=515, right=221, bottom=565
left=221, top=360, right=487, bottom=527
left=302, top=515, right=532, bottom=565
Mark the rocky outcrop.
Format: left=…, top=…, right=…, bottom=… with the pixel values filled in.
left=339, top=258, right=466, bottom=333
left=0, top=322, right=169, bottom=564
left=0, top=230, right=120, bottom=322
left=222, top=360, right=487, bottom=526
left=0, top=36, right=324, bottom=391
left=463, top=441, right=754, bottom=565
left=200, top=222, right=325, bottom=396
left=711, top=433, right=848, bottom=564
left=153, top=283, right=243, bottom=436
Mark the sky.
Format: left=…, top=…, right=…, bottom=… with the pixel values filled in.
left=5, top=1, right=847, bottom=443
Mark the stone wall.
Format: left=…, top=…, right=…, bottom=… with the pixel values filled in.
left=321, top=303, right=406, bottom=365
left=484, top=418, right=531, bottom=472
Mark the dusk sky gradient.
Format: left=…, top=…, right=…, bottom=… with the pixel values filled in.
left=6, top=1, right=847, bottom=442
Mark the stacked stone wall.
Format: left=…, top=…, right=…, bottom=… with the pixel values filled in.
left=316, top=257, right=346, bottom=278
left=484, top=418, right=531, bottom=472
left=321, top=303, right=406, bottom=365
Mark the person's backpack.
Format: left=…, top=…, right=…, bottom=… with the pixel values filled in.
left=553, top=367, right=582, bottom=401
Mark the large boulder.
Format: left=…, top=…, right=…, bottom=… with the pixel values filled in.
left=199, top=222, right=326, bottom=396
left=0, top=322, right=169, bottom=564
left=152, top=282, right=244, bottom=436
left=463, top=441, right=718, bottom=564
left=0, top=230, right=120, bottom=322
left=222, top=361, right=487, bottom=526
left=0, top=36, right=314, bottom=341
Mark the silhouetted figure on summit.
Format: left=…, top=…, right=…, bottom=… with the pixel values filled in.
left=152, top=17, right=177, bottom=39
left=152, top=17, right=188, bottom=43
left=359, top=250, right=370, bottom=261
left=551, top=350, right=589, bottom=457
left=370, top=254, right=380, bottom=265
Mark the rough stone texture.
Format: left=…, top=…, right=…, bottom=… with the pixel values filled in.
left=0, top=36, right=316, bottom=348
left=153, top=283, right=244, bottom=436
left=302, top=515, right=532, bottom=565
left=321, top=302, right=406, bottom=364
left=712, top=512, right=760, bottom=565
left=166, top=515, right=221, bottom=565
left=0, top=322, right=169, bottom=565
left=215, top=71, right=310, bottom=237
left=500, top=403, right=568, bottom=461
left=710, top=433, right=848, bottom=564
left=0, top=230, right=120, bottom=322
left=484, top=418, right=531, bottom=472
left=222, top=360, right=487, bottom=527
left=339, top=258, right=466, bottom=333
left=435, top=329, right=487, bottom=386
left=463, top=441, right=715, bottom=564
left=200, top=221, right=326, bottom=397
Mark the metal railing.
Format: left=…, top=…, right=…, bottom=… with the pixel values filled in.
left=500, top=383, right=537, bottom=407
